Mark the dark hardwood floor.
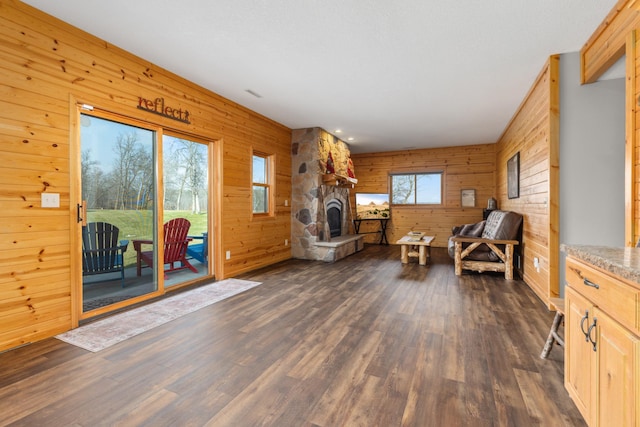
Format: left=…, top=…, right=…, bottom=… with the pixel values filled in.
left=0, top=245, right=585, bottom=426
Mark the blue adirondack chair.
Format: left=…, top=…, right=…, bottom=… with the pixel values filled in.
left=186, top=232, right=208, bottom=264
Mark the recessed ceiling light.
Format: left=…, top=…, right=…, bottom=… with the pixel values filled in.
left=347, top=137, right=354, bottom=141
left=335, top=129, right=342, bottom=133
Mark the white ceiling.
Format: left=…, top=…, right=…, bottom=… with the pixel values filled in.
left=23, top=0, right=618, bottom=153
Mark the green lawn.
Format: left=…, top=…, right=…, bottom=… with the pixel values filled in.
left=86, top=210, right=208, bottom=267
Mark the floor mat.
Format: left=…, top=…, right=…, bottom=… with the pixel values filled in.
left=56, top=278, right=261, bottom=352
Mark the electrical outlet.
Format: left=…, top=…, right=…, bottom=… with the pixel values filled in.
left=225, top=250, right=231, bottom=260
left=534, top=257, right=540, bottom=273
left=284, top=199, right=288, bottom=207
left=285, top=239, right=288, bottom=246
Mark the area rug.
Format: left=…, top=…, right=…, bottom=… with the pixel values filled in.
left=82, top=295, right=134, bottom=312
left=56, top=278, right=261, bottom=352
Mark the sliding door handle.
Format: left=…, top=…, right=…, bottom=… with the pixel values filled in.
left=77, top=200, right=87, bottom=226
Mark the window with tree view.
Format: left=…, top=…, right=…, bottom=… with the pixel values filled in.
left=391, top=172, right=443, bottom=205
left=252, top=153, right=272, bottom=214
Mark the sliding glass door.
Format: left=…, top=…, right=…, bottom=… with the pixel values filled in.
left=80, top=113, right=158, bottom=312
left=78, top=111, right=213, bottom=316
left=162, top=134, right=210, bottom=287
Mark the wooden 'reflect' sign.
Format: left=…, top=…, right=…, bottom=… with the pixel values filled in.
left=137, top=96, right=191, bottom=124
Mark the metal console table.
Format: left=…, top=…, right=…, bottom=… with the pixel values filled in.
left=353, top=218, right=390, bottom=245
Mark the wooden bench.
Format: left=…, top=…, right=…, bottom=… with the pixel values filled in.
left=449, top=210, right=523, bottom=280
left=451, top=236, right=519, bottom=280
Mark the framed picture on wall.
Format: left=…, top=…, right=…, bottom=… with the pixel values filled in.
left=461, top=189, right=476, bottom=207
left=507, top=152, right=520, bottom=199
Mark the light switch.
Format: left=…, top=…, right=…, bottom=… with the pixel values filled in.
left=41, top=193, right=60, bottom=208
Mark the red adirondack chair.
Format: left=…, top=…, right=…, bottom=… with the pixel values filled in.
left=133, top=218, right=198, bottom=277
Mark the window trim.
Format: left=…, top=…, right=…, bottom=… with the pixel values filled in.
left=390, top=171, right=444, bottom=206
left=251, top=151, right=275, bottom=216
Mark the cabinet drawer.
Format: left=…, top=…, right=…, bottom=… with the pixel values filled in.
left=566, top=257, right=640, bottom=334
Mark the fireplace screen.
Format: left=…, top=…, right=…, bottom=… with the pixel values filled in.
left=326, top=199, right=343, bottom=237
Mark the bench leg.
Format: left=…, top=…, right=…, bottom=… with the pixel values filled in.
left=505, top=244, right=514, bottom=280
left=540, top=311, right=564, bottom=359
left=401, top=245, right=408, bottom=263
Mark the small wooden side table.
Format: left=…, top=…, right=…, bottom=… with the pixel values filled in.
left=396, top=235, right=435, bottom=265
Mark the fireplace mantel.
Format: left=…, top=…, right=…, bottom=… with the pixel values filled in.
left=322, top=173, right=358, bottom=188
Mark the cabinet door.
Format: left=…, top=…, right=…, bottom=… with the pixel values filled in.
left=595, top=308, right=639, bottom=427
left=565, top=287, right=595, bottom=425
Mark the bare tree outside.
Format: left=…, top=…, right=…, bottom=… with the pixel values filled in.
left=181, top=140, right=206, bottom=213
left=163, top=152, right=181, bottom=210
left=81, top=114, right=154, bottom=212
left=110, top=132, right=153, bottom=210
left=81, top=150, right=99, bottom=208
left=391, top=173, right=442, bottom=205
left=392, top=175, right=415, bottom=204
left=163, top=137, right=208, bottom=213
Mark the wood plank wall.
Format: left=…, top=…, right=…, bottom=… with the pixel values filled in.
left=581, top=0, right=640, bottom=84
left=495, top=56, right=560, bottom=307
left=581, top=0, right=640, bottom=247
left=350, top=144, right=496, bottom=248
left=0, top=0, right=291, bottom=352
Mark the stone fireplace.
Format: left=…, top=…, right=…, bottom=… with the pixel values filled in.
left=291, top=127, right=364, bottom=262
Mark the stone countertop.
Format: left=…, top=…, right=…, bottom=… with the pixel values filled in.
left=561, top=244, right=640, bottom=285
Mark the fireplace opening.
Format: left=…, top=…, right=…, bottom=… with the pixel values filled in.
left=326, top=199, right=343, bottom=238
